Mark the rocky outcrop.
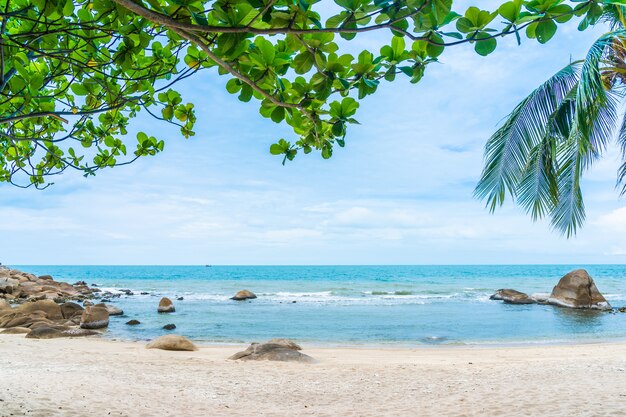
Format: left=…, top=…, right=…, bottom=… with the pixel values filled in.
left=490, top=289, right=536, bottom=305
left=17, top=300, right=64, bottom=320
left=157, top=297, right=175, bottom=313
left=490, top=269, right=612, bottom=311
left=230, top=290, right=257, bottom=301
left=80, top=306, right=109, bottom=329
left=230, top=340, right=314, bottom=363
left=547, top=269, right=611, bottom=310
left=145, top=335, right=197, bottom=351
left=0, top=267, right=98, bottom=302
left=60, top=302, right=84, bottom=319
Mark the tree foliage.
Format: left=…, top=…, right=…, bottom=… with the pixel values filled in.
left=476, top=2, right=626, bottom=237
left=0, top=0, right=607, bottom=187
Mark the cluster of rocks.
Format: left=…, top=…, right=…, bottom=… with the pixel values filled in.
left=490, top=269, right=613, bottom=311
left=0, top=267, right=99, bottom=303
left=0, top=299, right=112, bottom=339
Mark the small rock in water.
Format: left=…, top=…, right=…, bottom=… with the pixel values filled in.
left=231, top=290, right=257, bottom=301
left=177, top=297, right=184, bottom=301
left=83, top=300, right=94, bottom=307
left=120, top=289, right=134, bottom=296
left=292, top=301, right=297, bottom=304
left=140, top=292, right=149, bottom=295
left=100, top=298, right=111, bottom=303
left=158, top=297, right=175, bottom=313
left=163, top=324, right=176, bottom=330
left=126, top=320, right=141, bottom=326
left=619, top=307, right=626, bottom=313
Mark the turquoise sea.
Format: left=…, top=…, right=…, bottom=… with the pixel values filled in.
left=14, top=265, right=626, bottom=345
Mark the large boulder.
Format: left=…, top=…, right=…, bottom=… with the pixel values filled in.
left=157, top=297, right=175, bottom=313
left=16, top=300, right=63, bottom=320
left=490, top=289, right=536, bottom=305
left=230, top=340, right=314, bottom=363
left=60, top=302, right=84, bottom=319
left=26, top=326, right=99, bottom=339
left=145, top=335, right=197, bottom=351
left=80, top=306, right=109, bottom=329
left=230, top=290, right=257, bottom=301
left=547, top=269, right=611, bottom=310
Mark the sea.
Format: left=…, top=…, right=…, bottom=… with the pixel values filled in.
left=13, top=265, right=626, bottom=346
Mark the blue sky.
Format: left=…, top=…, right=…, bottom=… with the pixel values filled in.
left=2, top=4, right=626, bottom=265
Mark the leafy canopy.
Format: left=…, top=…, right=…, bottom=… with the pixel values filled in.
left=476, top=2, right=626, bottom=237
left=0, top=0, right=606, bottom=187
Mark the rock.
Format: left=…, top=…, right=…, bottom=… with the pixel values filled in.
left=145, top=335, right=197, bottom=351
left=490, top=289, right=536, bottom=305
left=230, top=340, right=314, bottom=363
left=17, top=300, right=63, bottom=320
left=26, top=326, right=99, bottom=339
left=140, top=292, right=149, bottom=295
left=0, top=278, right=19, bottom=294
left=0, top=299, right=12, bottom=312
left=3, top=315, right=32, bottom=328
left=230, top=290, right=257, bottom=301
left=1, top=327, right=31, bottom=334
left=120, top=289, right=134, bottom=295
left=73, top=281, right=87, bottom=286
left=530, top=293, right=550, bottom=303
left=547, top=269, right=611, bottom=310
left=103, top=304, right=124, bottom=316
left=163, top=324, right=176, bottom=330
left=83, top=301, right=94, bottom=307
left=266, top=338, right=302, bottom=350
left=38, top=275, right=53, bottom=281
left=619, top=307, right=626, bottom=313
left=158, top=297, right=175, bottom=313
left=126, top=319, right=141, bottom=325
left=80, top=306, right=109, bottom=329
left=60, top=302, right=84, bottom=319
left=177, top=297, right=184, bottom=301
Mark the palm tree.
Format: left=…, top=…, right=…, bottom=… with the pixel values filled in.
left=475, top=6, right=626, bottom=237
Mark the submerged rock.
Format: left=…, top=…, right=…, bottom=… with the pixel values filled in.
left=547, top=269, right=611, bottom=310
left=158, top=297, right=175, bottom=313
left=163, top=324, right=176, bottom=330
left=146, top=335, right=197, bottom=351
left=490, top=289, right=535, bottom=305
left=230, top=290, right=257, bottom=301
left=80, top=306, right=109, bottom=329
left=230, top=339, right=314, bottom=363
left=126, top=319, right=141, bottom=325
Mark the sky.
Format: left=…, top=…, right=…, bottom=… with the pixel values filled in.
left=2, top=3, right=626, bottom=265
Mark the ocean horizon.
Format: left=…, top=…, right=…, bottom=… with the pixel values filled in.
left=10, top=264, right=626, bottom=346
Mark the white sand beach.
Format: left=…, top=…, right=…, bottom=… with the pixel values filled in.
left=2, top=336, right=626, bottom=417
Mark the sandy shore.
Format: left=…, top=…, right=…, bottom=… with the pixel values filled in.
left=1, top=336, right=626, bottom=416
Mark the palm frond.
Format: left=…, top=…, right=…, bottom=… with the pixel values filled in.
left=474, top=62, right=581, bottom=211
left=550, top=131, right=585, bottom=237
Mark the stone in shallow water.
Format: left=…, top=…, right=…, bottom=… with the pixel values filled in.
left=146, top=335, right=197, bottom=351
left=547, top=269, right=611, bottom=310
left=163, top=324, right=176, bottom=330
left=80, top=306, right=109, bottom=329
left=490, top=289, right=535, bottom=305
left=230, top=290, right=257, bottom=301
left=126, top=319, right=141, bottom=325
left=158, top=297, right=175, bottom=313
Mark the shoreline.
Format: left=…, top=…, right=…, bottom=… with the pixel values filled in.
left=3, top=335, right=626, bottom=416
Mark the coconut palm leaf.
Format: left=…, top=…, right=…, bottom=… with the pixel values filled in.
left=475, top=62, right=581, bottom=212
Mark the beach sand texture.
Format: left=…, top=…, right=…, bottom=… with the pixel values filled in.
left=2, top=336, right=626, bottom=416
